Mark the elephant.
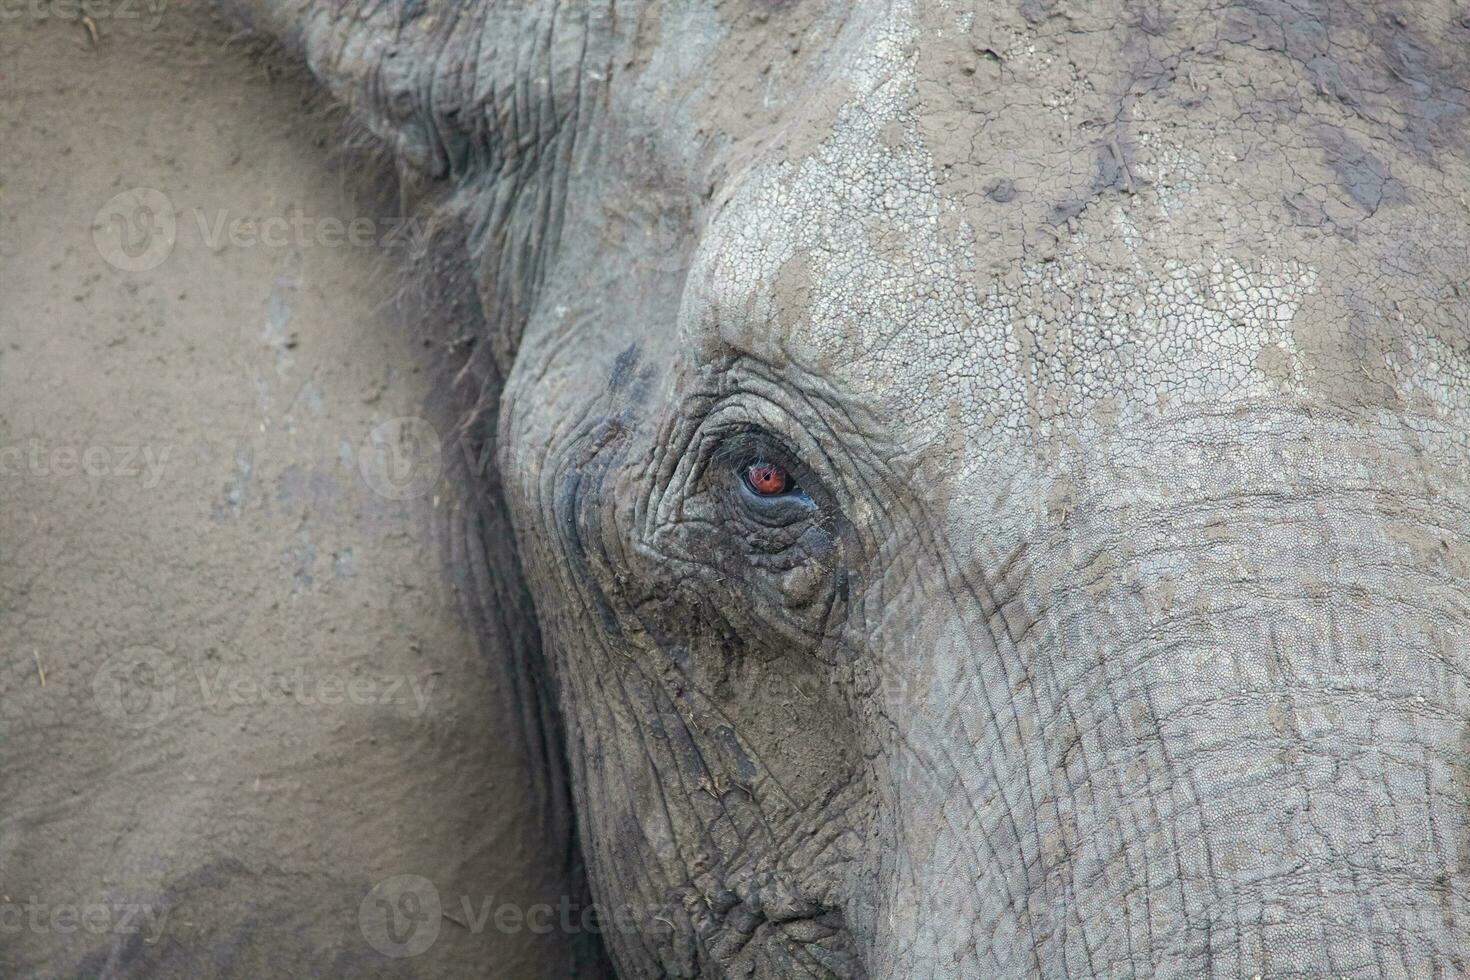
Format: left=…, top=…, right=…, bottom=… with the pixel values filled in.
left=141, top=0, right=1470, bottom=974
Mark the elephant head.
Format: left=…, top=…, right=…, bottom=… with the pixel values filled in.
left=232, top=0, right=1470, bottom=974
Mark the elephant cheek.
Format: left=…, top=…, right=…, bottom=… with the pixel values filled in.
left=853, top=418, right=1470, bottom=976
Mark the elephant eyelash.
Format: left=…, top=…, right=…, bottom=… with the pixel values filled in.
left=714, top=431, right=803, bottom=482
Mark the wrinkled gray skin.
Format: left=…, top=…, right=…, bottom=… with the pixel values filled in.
left=230, top=0, right=1470, bottom=975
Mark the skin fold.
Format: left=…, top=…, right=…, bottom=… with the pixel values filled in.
left=226, top=0, right=1470, bottom=974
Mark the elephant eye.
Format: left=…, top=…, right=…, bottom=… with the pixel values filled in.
left=743, top=459, right=796, bottom=496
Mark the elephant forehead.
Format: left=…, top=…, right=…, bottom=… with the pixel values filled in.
left=681, top=0, right=1470, bottom=484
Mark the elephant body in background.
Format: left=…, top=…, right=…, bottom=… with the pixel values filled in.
left=223, top=0, right=1470, bottom=974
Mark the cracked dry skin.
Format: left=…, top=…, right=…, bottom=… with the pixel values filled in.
left=229, top=0, right=1470, bottom=975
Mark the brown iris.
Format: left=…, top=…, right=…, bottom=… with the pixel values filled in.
left=744, top=460, right=791, bottom=496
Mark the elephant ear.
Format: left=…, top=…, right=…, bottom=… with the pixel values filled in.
left=216, top=3, right=619, bottom=974
left=225, top=0, right=618, bottom=373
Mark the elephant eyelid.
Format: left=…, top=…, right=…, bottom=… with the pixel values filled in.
left=706, top=431, right=822, bottom=520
